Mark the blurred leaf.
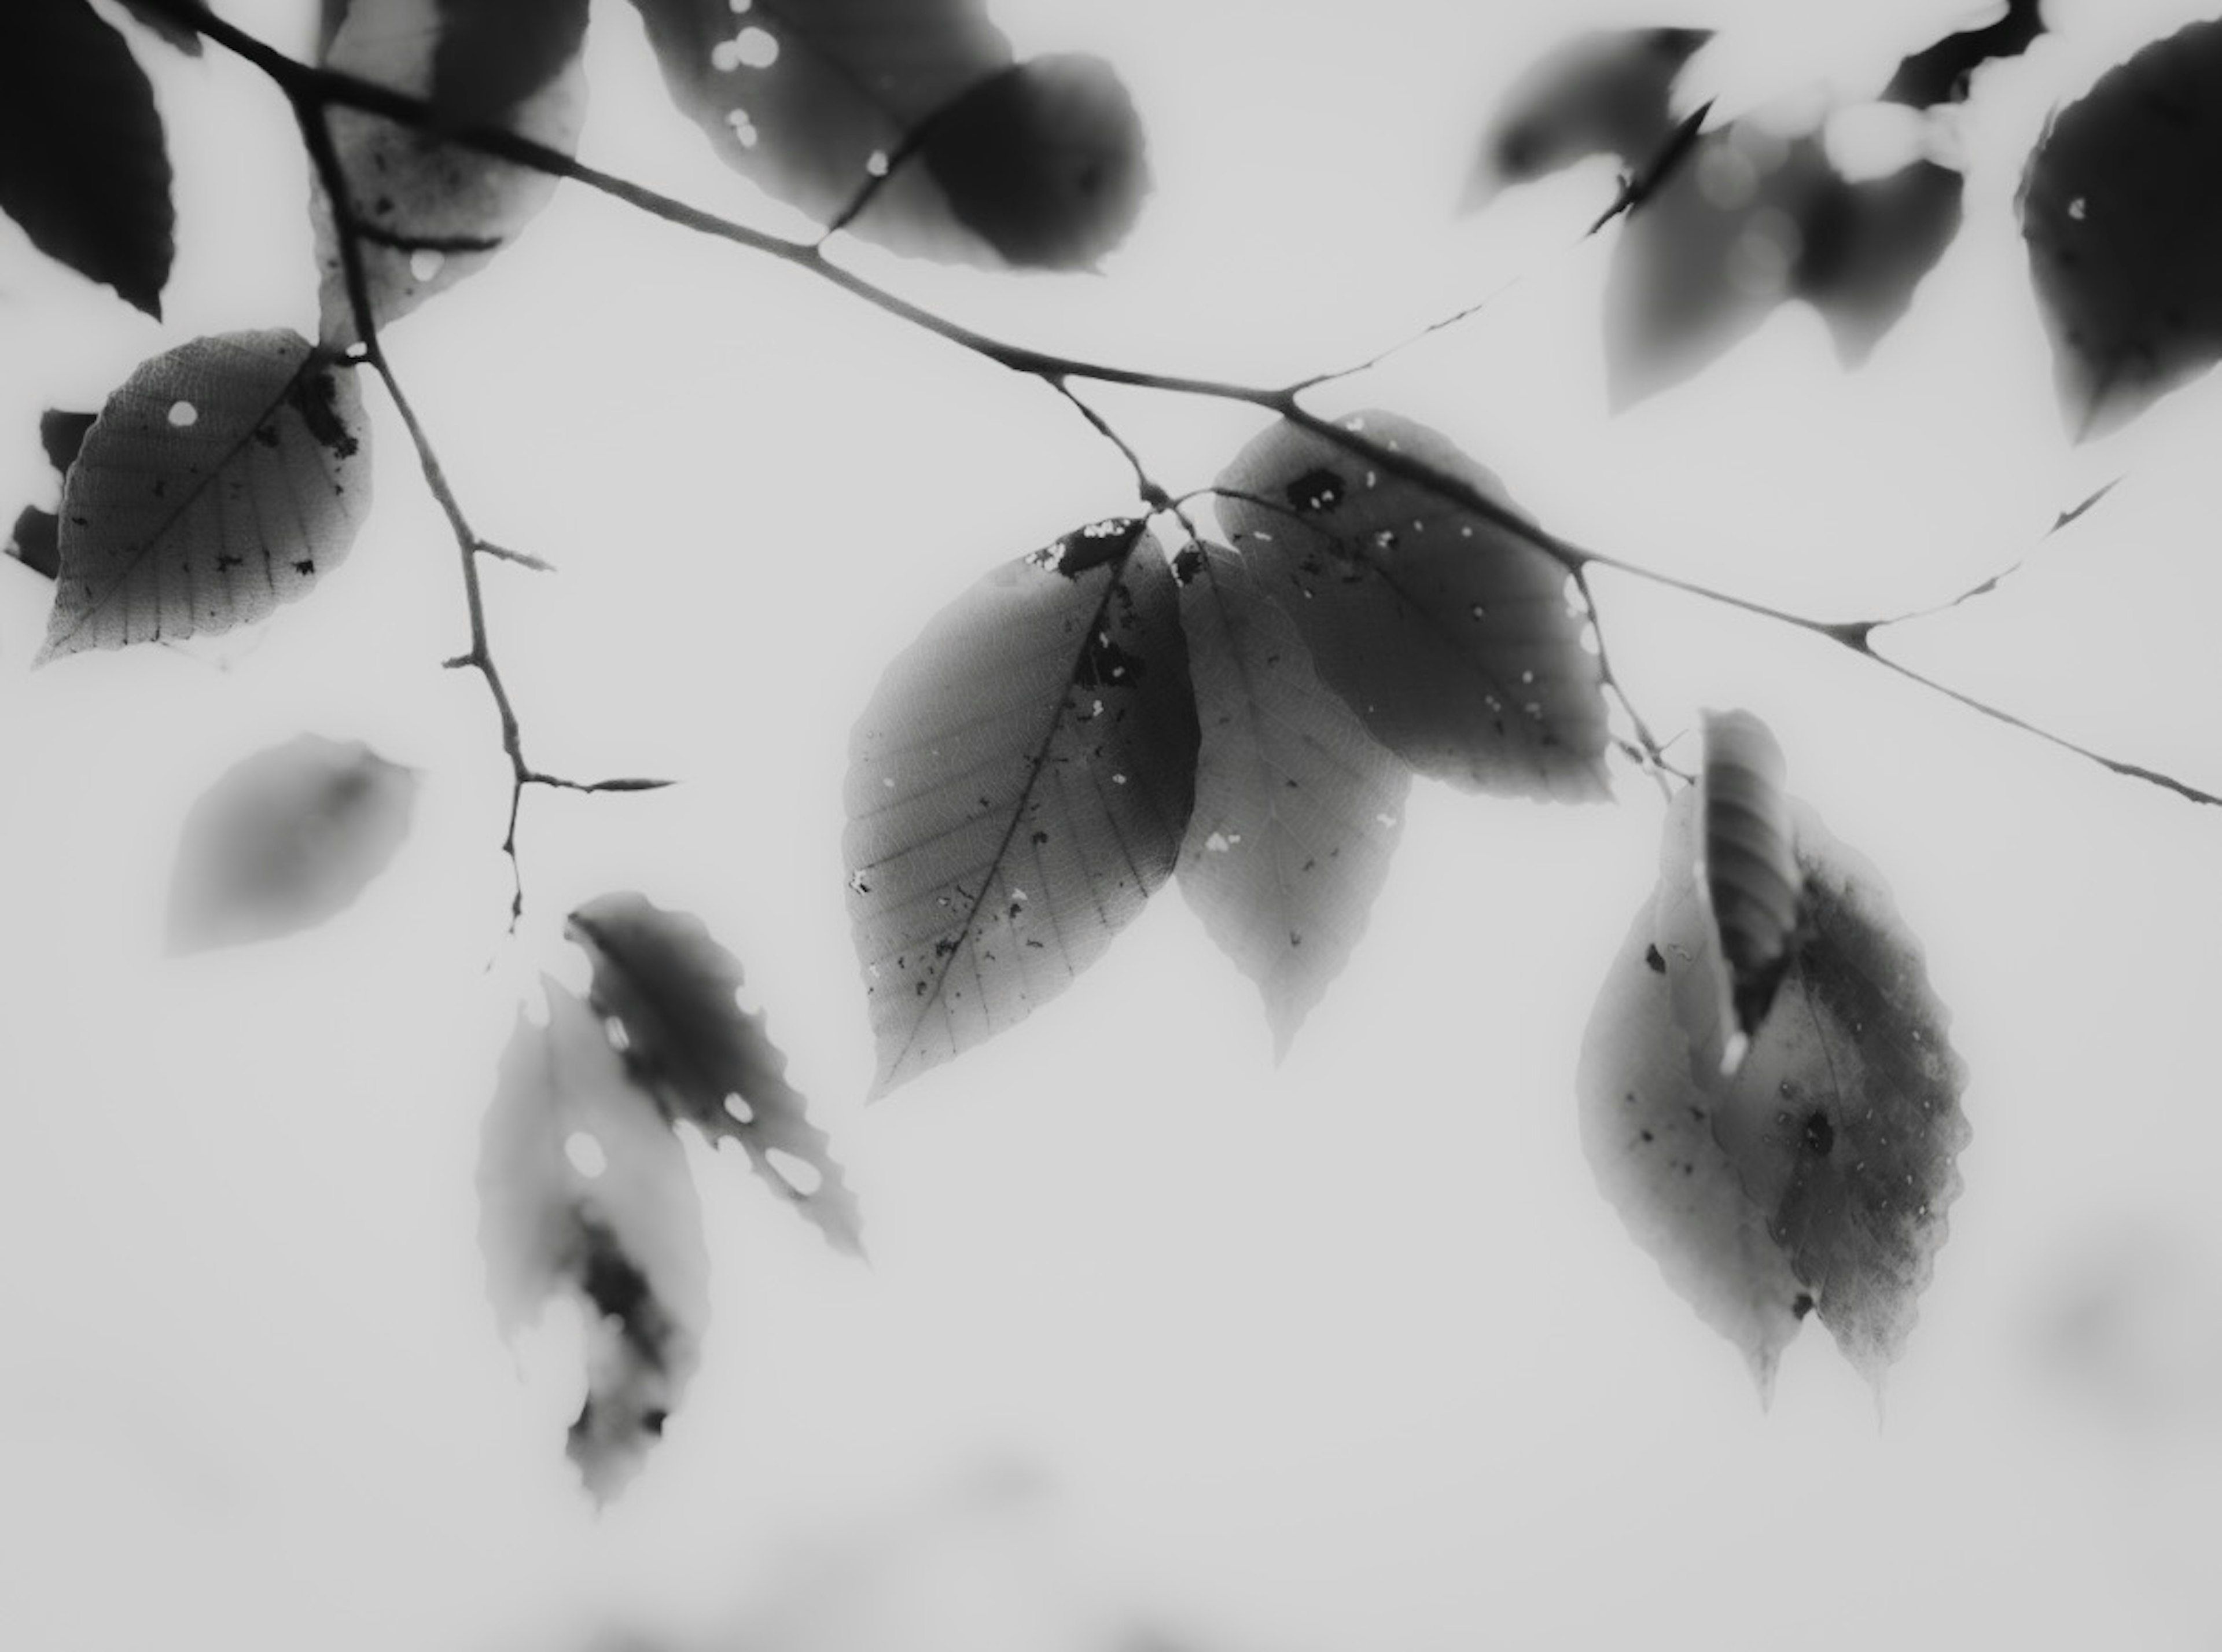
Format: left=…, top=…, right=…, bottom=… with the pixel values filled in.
left=1215, top=411, right=1609, bottom=800
left=312, top=0, right=589, bottom=345
left=1467, top=26, right=1710, bottom=207
left=628, top=0, right=1147, bottom=268
left=1172, top=539, right=1409, bottom=1057
left=116, top=0, right=204, bottom=54
left=480, top=983, right=709, bottom=1503
left=2019, top=17, right=2222, bottom=439
left=39, top=409, right=97, bottom=476
left=0, top=0, right=175, bottom=315
left=165, top=734, right=417, bottom=952
left=40, top=330, right=372, bottom=664
left=567, top=891, right=863, bottom=1254
left=7, top=507, right=60, bottom=579
left=1801, top=158, right=1965, bottom=365
left=1882, top=0, right=2045, bottom=109
left=846, top=520, right=1197, bottom=1096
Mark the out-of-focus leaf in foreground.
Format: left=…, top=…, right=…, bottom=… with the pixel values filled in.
left=1466, top=25, right=1711, bottom=206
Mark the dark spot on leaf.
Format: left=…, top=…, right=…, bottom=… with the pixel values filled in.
left=1172, top=544, right=1205, bottom=584
left=1285, top=467, right=1345, bottom=513
left=1031, top=830, right=1049, bottom=845
left=1801, top=1110, right=1835, bottom=1157
left=293, top=559, right=315, bottom=576
left=287, top=367, right=359, bottom=458
left=1792, top=1292, right=1815, bottom=1319
left=1644, top=943, right=1666, bottom=974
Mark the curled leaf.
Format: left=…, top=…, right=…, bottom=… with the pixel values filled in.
left=1683, top=708, right=1801, bottom=1075
left=845, top=520, right=1197, bottom=1095
left=567, top=892, right=863, bottom=1254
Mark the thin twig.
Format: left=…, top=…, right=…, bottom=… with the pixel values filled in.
left=1574, top=564, right=1683, bottom=800
left=1869, top=478, right=2120, bottom=630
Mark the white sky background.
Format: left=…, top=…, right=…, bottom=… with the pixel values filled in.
left=5, top=0, right=2222, bottom=1648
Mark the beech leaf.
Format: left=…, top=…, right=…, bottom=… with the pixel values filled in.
left=40, top=330, right=372, bottom=664
left=845, top=520, right=1198, bottom=1096
left=566, top=892, right=863, bottom=1255
left=2019, top=18, right=2222, bottom=439
left=1799, top=159, right=1965, bottom=367
left=165, top=735, right=418, bottom=954
left=312, top=0, right=590, bottom=345
left=1467, top=26, right=1710, bottom=206
left=1214, top=411, right=1609, bottom=801
left=628, top=0, right=1147, bottom=269
left=479, top=983, right=709, bottom=1503
left=1172, top=539, right=1410, bottom=1057
left=0, top=0, right=175, bottom=315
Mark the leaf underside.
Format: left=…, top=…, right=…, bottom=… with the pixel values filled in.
left=2019, top=17, right=2222, bottom=439
left=1214, top=411, right=1609, bottom=801
left=845, top=520, right=1198, bottom=1095
left=479, top=983, right=710, bottom=1504
left=1172, top=539, right=1409, bottom=1057
left=568, top=891, right=863, bottom=1254
left=41, top=330, right=373, bottom=663
left=0, top=0, right=176, bottom=315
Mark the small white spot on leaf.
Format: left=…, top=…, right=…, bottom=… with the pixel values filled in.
left=764, top=1147, right=822, bottom=1197
left=409, top=248, right=444, bottom=281
left=167, top=400, right=196, bottom=428
left=564, top=1131, right=606, bottom=1178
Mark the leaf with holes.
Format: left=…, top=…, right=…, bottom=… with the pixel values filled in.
left=567, top=892, right=862, bottom=1254
left=1672, top=708, right=1802, bottom=1077
left=166, top=735, right=417, bottom=953
left=312, top=0, right=590, bottom=345
left=2019, top=18, right=2222, bottom=439
left=480, top=982, right=709, bottom=1503
left=0, top=0, right=175, bottom=315
left=40, top=331, right=372, bottom=663
left=1172, top=539, right=1408, bottom=1057
left=847, top=520, right=1197, bottom=1096
left=1466, top=26, right=1710, bottom=207
left=1215, top=411, right=1608, bottom=801
left=628, top=0, right=1146, bottom=269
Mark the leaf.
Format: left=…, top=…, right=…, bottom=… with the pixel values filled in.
left=479, top=983, right=709, bottom=1503
left=1213, top=411, right=1609, bottom=801
left=312, top=0, right=590, bottom=345
left=1590, top=785, right=1970, bottom=1392
left=627, top=0, right=1147, bottom=269
left=1675, top=708, right=1802, bottom=1077
left=39, top=330, right=373, bottom=664
left=116, top=0, right=205, bottom=54
left=2018, top=18, right=2222, bottom=439
left=7, top=507, right=60, bottom=579
left=165, top=734, right=418, bottom=953
left=1799, top=159, right=1965, bottom=366
left=1467, top=26, right=1711, bottom=206
left=566, top=891, right=864, bottom=1255
left=1171, top=539, right=1410, bottom=1057
left=0, top=0, right=175, bottom=315
left=845, top=520, right=1198, bottom=1096
left=1882, top=0, right=2045, bottom=109
left=39, top=409, right=97, bottom=477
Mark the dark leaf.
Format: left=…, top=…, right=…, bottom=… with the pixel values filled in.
left=0, top=0, right=175, bottom=315
left=480, top=983, right=709, bottom=1503
left=845, top=520, right=1198, bottom=1095
left=566, top=892, right=863, bottom=1255
left=1800, top=159, right=1965, bottom=365
left=116, top=0, right=205, bottom=54
left=1467, top=26, right=1710, bottom=206
left=628, top=0, right=1147, bottom=269
left=1214, top=411, right=1609, bottom=800
left=7, top=506, right=60, bottom=579
left=165, top=735, right=417, bottom=953
left=1882, top=0, right=2046, bottom=109
left=41, top=330, right=373, bottom=664
left=2019, top=17, right=2222, bottom=438
left=1172, top=539, right=1409, bottom=1057
left=312, top=0, right=589, bottom=345
left=39, top=409, right=97, bottom=477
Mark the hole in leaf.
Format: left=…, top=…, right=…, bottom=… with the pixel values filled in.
left=167, top=401, right=198, bottom=428
left=724, top=1092, right=756, bottom=1125
left=564, top=1131, right=608, bottom=1178
left=764, top=1147, right=822, bottom=1197
left=409, top=248, right=445, bottom=282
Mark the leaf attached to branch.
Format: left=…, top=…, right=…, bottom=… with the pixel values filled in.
left=40, top=330, right=373, bottom=664
left=1215, top=411, right=1609, bottom=801
left=568, top=892, right=863, bottom=1254
left=846, top=520, right=1198, bottom=1096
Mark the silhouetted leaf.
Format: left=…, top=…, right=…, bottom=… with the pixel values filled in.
left=116, top=0, right=204, bottom=54
left=0, top=0, right=175, bottom=316
left=846, top=520, right=1197, bottom=1096
left=1467, top=26, right=1710, bottom=206
left=1595, top=786, right=1970, bottom=1391
left=40, top=330, right=372, bottom=664
left=1882, top=0, right=2044, bottom=109
left=39, top=409, right=97, bottom=477
left=567, top=892, right=863, bottom=1254
left=628, top=0, right=1146, bottom=268
left=480, top=983, right=709, bottom=1503
left=312, top=0, right=589, bottom=344
left=1172, top=539, right=1408, bottom=1057
left=1801, top=159, right=1965, bottom=365
left=7, top=507, right=60, bottom=579
left=165, top=735, right=417, bottom=952
left=1215, top=411, right=1609, bottom=800
left=2019, top=18, right=2222, bottom=439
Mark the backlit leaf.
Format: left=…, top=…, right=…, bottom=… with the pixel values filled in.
left=40, top=330, right=372, bottom=664
left=1882, top=0, right=2045, bottom=109
left=0, top=0, right=175, bottom=315
left=165, top=734, right=417, bottom=953
left=1172, top=539, right=1409, bottom=1057
left=567, top=891, right=863, bottom=1254
left=1214, top=411, right=1609, bottom=801
left=479, top=983, right=709, bottom=1503
left=1467, top=26, right=1710, bottom=205
left=312, top=0, right=589, bottom=344
left=846, top=520, right=1198, bottom=1096
left=1800, top=159, right=1965, bottom=366
left=6, top=507, right=60, bottom=579
left=2019, top=18, right=2222, bottom=439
